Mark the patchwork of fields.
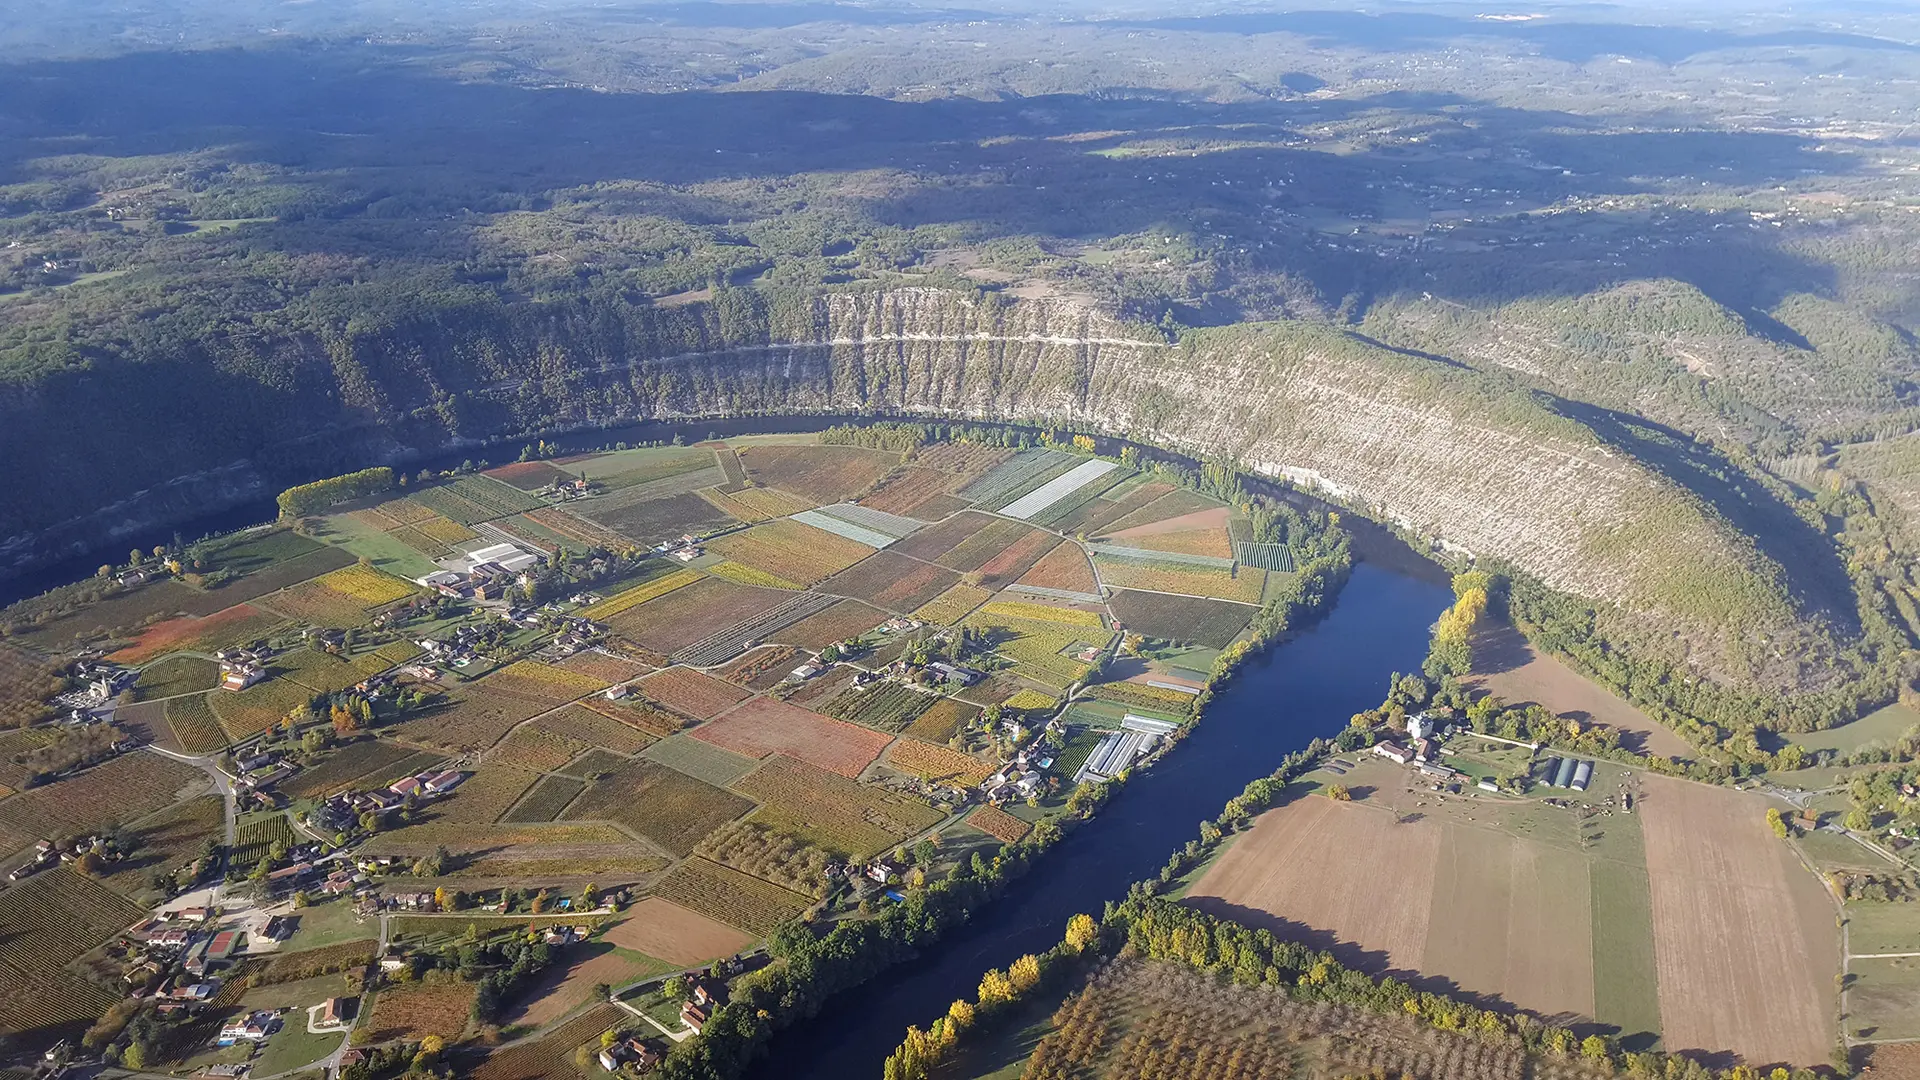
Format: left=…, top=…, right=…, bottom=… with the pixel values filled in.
left=0, top=432, right=1840, bottom=1066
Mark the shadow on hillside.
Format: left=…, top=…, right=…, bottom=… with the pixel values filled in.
left=1552, top=398, right=1861, bottom=637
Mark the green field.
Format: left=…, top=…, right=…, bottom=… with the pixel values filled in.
left=309, top=510, right=444, bottom=579
left=1848, top=901, right=1920, bottom=955
left=1789, top=703, right=1920, bottom=757
left=1852, top=955, right=1920, bottom=1040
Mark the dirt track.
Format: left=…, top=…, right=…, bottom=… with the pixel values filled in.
left=1639, top=774, right=1837, bottom=1067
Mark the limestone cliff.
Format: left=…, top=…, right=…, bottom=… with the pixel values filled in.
left=0, top=287, right=1851, bottom=689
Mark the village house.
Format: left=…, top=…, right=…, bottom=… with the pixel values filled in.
left=1373, top=740, right=1414, bottom=765
left=219, top=662, right=265, bottom=692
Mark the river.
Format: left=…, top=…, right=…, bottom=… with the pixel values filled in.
left=755, top=558, right=1453, bottom=1080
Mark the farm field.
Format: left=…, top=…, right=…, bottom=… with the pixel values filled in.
left=649, top=856, right=812, bottom=935
left=163, top=692, right=230, bottom=753
left=604, top=576, right=789, bottom=655
left=912, top=583, right=991, bottom=625
left=1091, top=555, right=1265, bottom=604
left=1107, top=589, right=1253, bottom=649
left=1468, top=622, right=1695, bottom=760
left=110, top=602, right=288, bottom=664
left=1636, top=774, right=1835, bottom=1066
left=772, top=598, right=889, bottom=648
left=707, top=518, right=874, bottom=586
left=715, top=645, right=803, bottom=691
left=601, top=897, right=753, bottom=966
left=967, top=804, right=1031, bottom=843
left=507, top=940, right=675, bottom=1027
left=738, top=444, right=898, bottom=503
left=637, top=667, right=751, bottom=719
left=0, top=752, right=206, bottom=855
left=1788, top=701, right=1920, bottom=757
left=641, top=735, right=760, bottom=787
left=818, top=550, right=959, bottom=612
left=471, top=1002, right=624, bottom=1080
left=1187, top=757, right=1838, bottom=1065
left=1014, top=541, right=1100, bottom=596
left=561, top=758, right=753, bottom=855
left=690, top=697, right=891, bottom=777
left=363, top=979, right=478, bottom=1042
left=733, top=755, right=944, bottom=857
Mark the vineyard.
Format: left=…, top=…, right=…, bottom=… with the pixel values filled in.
left=472, top=1002, right=624, bottom=1080
left=581, top=567, right=702, bottom=619
left=284, top=738, right=436, bottom=799
left=690, top=697, right=890, bottom=777
left=500, top=774, right=586, bottom=822
left=256, top=941, right=377, bottom=985
left=884, top=739, right=996, bottom=785
left=232, top=813, right=296, bottom=867
left=491, top=723, right=591, bottom=772
left=965, top=614, right=1105, bottom=688
left=431, top=767, right=541, bottom=824
left=397, top=690, right=552, bottom=751
left=110, top=602, right=287, bottom=664
left=1117, top=527, right=1236, bottom=560
left=913, top=441, right=1016, bottom=481
left=773, top=599, right=889, bottom=650
left=729, top=486, right=819, bottom=518
left=164, top=692, right=230, bottom=753
left=715, top=646, right=800, bottom=690
left=977, top=600, right=1107, bottom=630
left=1003, top=689, right=1060, bottom=714
left=733, top=756, right=943, bottom=857
left=649, top=857, right=812, bottom=935
left=0, top=869, right=145, bottom=1031
left=707, top=560, right=801, bottom=589
left=585, top=696, right=691, bottom=738
left=1085, top=681, right=1200, bottom=714
left=0, top=753, right=204, bottom=852
left=640, top=736, right=759, bottom=787
left=637, top=668, right=751, bottom=719
left=891, top=511, right=997, bottom=563
left=481, top=660, right=608, bottom=705
left=1107, top=589, right=1255, bottom=649
left=561, top=758, right=753, bottom=855
left=409, top=476, right=545, bottom=525
left=696, top=819, right=834, bottom=898
left=974, top=531, right=1062, bottom=588
left=824, top=680, right=938, bottom=732
left=936, top=518, right=1049, bottom=575
left=533, top=704, right=656, bottom=754
left=362, top=977, right=479, bottom=1042
left=855, top=466, right=962, bottom=518
left=902, top=697, right=980, bottom=743
left=1017, top=542, right=1102, bottom=595
left=556, top=648, right=653, bottom=684
left=708, top=518, right=874, bottom=586
left=738, top=445, right=898, bottom=503
left=603, top=577, right=794, bottom=657
left=1019, top=959, right=1554, bottom=1080
left=968, top=804, right=1032, bottom=844
left=819, top=551, right=959, bottom=613
left=912, top=584, right=992, bottom=626
left=264, top=565, right=416, bottom=624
